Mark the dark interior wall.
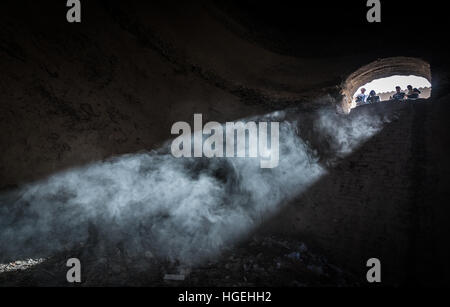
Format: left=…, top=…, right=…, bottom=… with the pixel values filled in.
left=2, top=0, right=449, bottom=188
left=260, top=96, right=450, bottom=286
left=1, top=0, right=450, bottom=286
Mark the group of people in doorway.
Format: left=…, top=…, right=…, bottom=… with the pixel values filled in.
left=355, top=85, right=422, bottom=105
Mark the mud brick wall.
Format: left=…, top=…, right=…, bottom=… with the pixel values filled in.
left=263, top=97, right=450, bottom=286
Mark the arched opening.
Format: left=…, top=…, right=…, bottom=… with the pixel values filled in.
left=351, top=75, right=432, bottom=109
left=341, top=57, right=432, bottom=113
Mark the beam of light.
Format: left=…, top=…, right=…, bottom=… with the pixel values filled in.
left=0, top=102, right=393, bottom=269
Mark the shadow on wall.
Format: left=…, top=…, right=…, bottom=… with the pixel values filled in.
left=377, top=87, right=431, bottom=101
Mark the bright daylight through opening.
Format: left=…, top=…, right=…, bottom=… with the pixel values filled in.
left=351, top=75, right=432, bottom=109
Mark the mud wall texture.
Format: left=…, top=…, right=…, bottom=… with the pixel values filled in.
left=263, top=95, right=450, bottom=286
left=2, top=0, right=448, bottom=188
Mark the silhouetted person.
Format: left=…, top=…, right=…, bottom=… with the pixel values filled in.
left=355, top=88, right=367, bottom=105
left=366, top=90, right=380, bottom=103
left=406, top=85, right=421, bottom=99
left=391, top=86, right=405, bottom=101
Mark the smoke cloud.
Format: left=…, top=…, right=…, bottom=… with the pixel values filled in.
left=0, top=104, right=392, bottom=266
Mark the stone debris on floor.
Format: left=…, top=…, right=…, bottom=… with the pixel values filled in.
left=0, top=235, right=359, bottom=286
